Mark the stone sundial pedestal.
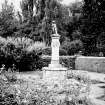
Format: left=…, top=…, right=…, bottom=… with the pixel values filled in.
left=43, top=31, right=67, bottom=82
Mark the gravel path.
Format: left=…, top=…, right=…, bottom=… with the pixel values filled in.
left=89, top=84, right=105, bottom=105
left=86, top=71, right=105, bottom=105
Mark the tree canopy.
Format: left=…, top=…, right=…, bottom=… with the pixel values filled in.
left=17, top=0, right=72, bottom=45
left=80, top=0, right=105, bottom=55
left=1, top=0, right=105, bottom=56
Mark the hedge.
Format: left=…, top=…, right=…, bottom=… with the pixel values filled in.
left=42, top=55, right=76, bottom=69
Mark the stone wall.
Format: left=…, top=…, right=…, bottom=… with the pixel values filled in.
left=75, top=56, right=105, bottom=73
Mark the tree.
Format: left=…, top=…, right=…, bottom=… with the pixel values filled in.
left=0, top=0, right=17, bottom=37
left=62, top=1, right=83, bottom=41
left=18, top=0, right=71, bottom=45
left=17, top=0, right=84, bottom=46
left=81, top=0, right=105, bottom=55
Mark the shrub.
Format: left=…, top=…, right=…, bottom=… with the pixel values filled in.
left=71, top=30, right=82, bottom=40
left=59, top=48, right=68, bottom=56
left=5, top=37, right=34, bottom=51
left=60, top=56, right=76, bottom=69
left=26, top=41, right=46, bottom=52
left=17, top=50, right=43, bottom=71
left=0, top=37, right=45, bottom=71
left=62, top=39, right=83, bottom=55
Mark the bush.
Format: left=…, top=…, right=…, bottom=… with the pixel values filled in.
left=0, top=37, right=45, bottom=71
left=26, top=41, right=46, bottom=52
left=6, top=37, right=34, bottom=49
left=17, top=50, right=43, bottom=71
left=62, top=39, right=83, bottom=55
left=71, top=30, right=82, bottom=40
left=60, top=48, right=68, bottom=56
left=60, top=56, right=76, bottom=69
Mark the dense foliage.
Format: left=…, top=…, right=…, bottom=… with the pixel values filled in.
left=0, top=0, right=18, bottom=37
left=0, top=37, right=45, bottom=71
left=81, top=0, right=105, bottom=55
left=17, top=0, right=71, bottom=45
left=0, top=0, right=105, bottom=58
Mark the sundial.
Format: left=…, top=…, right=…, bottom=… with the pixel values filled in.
left=42, top=20, right=67, bottom=82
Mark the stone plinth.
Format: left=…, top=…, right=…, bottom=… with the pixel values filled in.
left=43, top=68, right=67, bottom=83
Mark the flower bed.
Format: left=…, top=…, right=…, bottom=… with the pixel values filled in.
left=0, top=70, right=95, bottom=105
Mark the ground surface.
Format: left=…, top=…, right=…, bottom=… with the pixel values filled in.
left=87, top=72, right=105, bottom=105
left=16, top=70, right=105, bottom=105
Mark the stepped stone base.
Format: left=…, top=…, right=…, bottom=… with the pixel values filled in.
left=42, top=66, right=67, bottom=83
left=43, top=65, right=67, bottom=71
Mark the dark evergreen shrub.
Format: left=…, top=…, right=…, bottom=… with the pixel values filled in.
left=18, top=50, right=43, bottom=71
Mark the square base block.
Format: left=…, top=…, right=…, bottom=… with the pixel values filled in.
left=43, top=67, right=67, bottom=83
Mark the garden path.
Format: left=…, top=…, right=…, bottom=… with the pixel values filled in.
left=75, top=70, right=105, bottom=105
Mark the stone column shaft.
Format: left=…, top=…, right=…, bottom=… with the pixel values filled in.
left=50, top=34, right=60, bottom=67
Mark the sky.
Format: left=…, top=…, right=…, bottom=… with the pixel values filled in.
left=0, top=0, right=82, bottom=12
